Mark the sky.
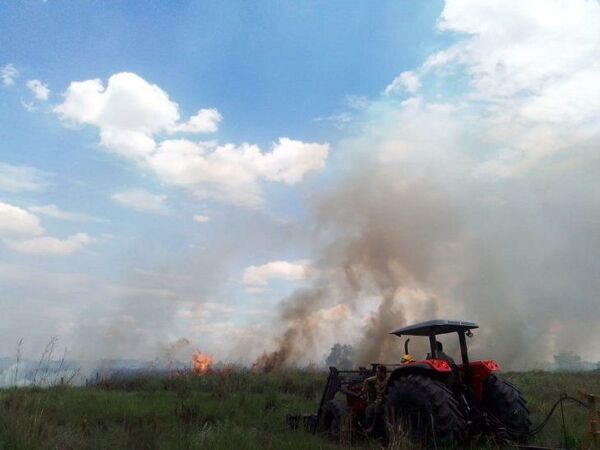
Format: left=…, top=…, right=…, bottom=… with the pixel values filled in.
left=1, top=0, right=599, bottom=368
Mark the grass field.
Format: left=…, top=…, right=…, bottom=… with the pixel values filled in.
left=0, top=370, right=598, bottom=449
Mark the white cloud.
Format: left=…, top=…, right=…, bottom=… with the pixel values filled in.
left=29, top=204, right=102, bottom=222
left=386, top=0, right=600, bottom=176
left=0, top=162, right=48, bottom=192
left=1, top=64, right=18, bottom=87
left=429, top=0, right=600, bottom=123
left=170, top=108, right=222, bottom=134
left=111, top=188, right=168, bottom=213
left=147, top=137, right=328, bottom=207
left=54, top=72, right=189, bottom=160
left=0, top=202, right=44, bottom=236
left=260, top=138, right=328, bottom=184
left=243, top=260, right=312, bottom=290
left=193, top=214, right=210, bottom=223
left=432, top=0, right=600, bottom=104
left=54, top=73, right=179, bottom=134
left=385, top=71, right=421, bottom=95
left=147, top=140, right=262, bottom=207
left=54, top=72, right=328, bottom=207
left=26, top=79, right=50, bottom=101
left=0, top=202, right=93, bottom=256
left=8, top=232, right=91, bottom=255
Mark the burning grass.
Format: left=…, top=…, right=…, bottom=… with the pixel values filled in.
left=0, top=370, right=598, bottom=449
left=191, top=351, right=214, bottom=375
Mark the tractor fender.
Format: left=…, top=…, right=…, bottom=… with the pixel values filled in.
left=386, top=360, right=452, bottom=389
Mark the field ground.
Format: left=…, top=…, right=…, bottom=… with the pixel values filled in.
left=0, top=370, right=598, bottom=449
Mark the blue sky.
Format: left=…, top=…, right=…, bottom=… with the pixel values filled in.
left=1, top=0, right=599, bottom=368
left=1, top=1, right=444, bottom=143
left=0, top=0, right=445, bottom=275
left=0, top=2, right=444, bottom=292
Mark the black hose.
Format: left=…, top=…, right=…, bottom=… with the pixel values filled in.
left=495, top=392, right=594, bottom=438
left=559, top=393, right=566, bottom=448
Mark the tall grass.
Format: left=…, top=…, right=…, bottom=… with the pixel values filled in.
left=0, top=370, right=597, bottom=449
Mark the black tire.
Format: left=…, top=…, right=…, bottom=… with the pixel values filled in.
left=318, top=399, right=352, bottom=443
left=483, top=375, right=530, bottom=443
left=385, top=374, right=466, bottom=447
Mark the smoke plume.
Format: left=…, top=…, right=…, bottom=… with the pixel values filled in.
left=257, top=0, right=600, bottom=369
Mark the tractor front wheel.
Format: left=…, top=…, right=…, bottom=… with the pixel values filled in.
left=483, top=374, right=530, bottom=443
left=385, top=374, right=466, bottom=447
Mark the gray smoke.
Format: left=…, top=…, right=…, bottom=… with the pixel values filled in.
left=264, top=99, right=600, bottom=370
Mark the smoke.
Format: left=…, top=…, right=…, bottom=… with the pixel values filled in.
left=257, top=0, right=600, bottom=370
left=260, top=103, right=600, bottom=369
left=256, top=159, right=464, bottom=368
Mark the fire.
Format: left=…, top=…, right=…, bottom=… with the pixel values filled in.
left=192, top=351, right=214, bottom=374
left=251, top=350, right=285, bottom=373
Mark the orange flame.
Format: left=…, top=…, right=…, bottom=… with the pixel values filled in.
left=192, top=351, right=214, bottom=374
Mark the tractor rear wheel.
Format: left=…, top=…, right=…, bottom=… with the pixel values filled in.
left=385, top=374, right=466, bottom=447
left=483, top=375, right=530, bottom=443
left=318, top=399, right=353, bottom=444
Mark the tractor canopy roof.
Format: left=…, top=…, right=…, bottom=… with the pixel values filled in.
left=390, top=319, right=478, bottom=337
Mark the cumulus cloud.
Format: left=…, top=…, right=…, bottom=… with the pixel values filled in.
left=29, top=204, right=102, bottom=222
left=378, top=0, right=600, bottom=177
left=8, top=233, right=91, bottom=255
left=425, top=0, right=599, bottom=173
left=384, top=70, right=421, bottom=95
left=0, top=202, right=44, bottom=236
left=431, top=0, right=600, bottom=102
left=1, top=64, right=18, bottom=87
left=54, top=72, right=328, bottom=207
left=243, top=260, right=312, bottom=291
left=0, top=202, right=92, bottom=256
left=170, top=108, right=222, bottom=134
left=54, top=73, right=179, bottom=160
left=0, top=162, right=48, bottom=192
left=111, top=188, right=168, bottom=213
left=26, top=79, right=50, bottom=101
left=193, top=214, right=210, bottom=223
left=146, top=137, right=328, bottom=207
left=260, top=138, right=328, bottom=184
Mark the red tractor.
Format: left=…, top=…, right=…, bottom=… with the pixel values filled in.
left=311, top=320, right=530, bottom=446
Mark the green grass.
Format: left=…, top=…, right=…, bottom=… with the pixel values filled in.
left=502, top=371, right=600, bottom=449
left=0, top=370, right=598, bottom=449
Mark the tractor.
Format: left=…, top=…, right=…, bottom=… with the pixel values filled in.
left=301, top=320, right=531, bottom=446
